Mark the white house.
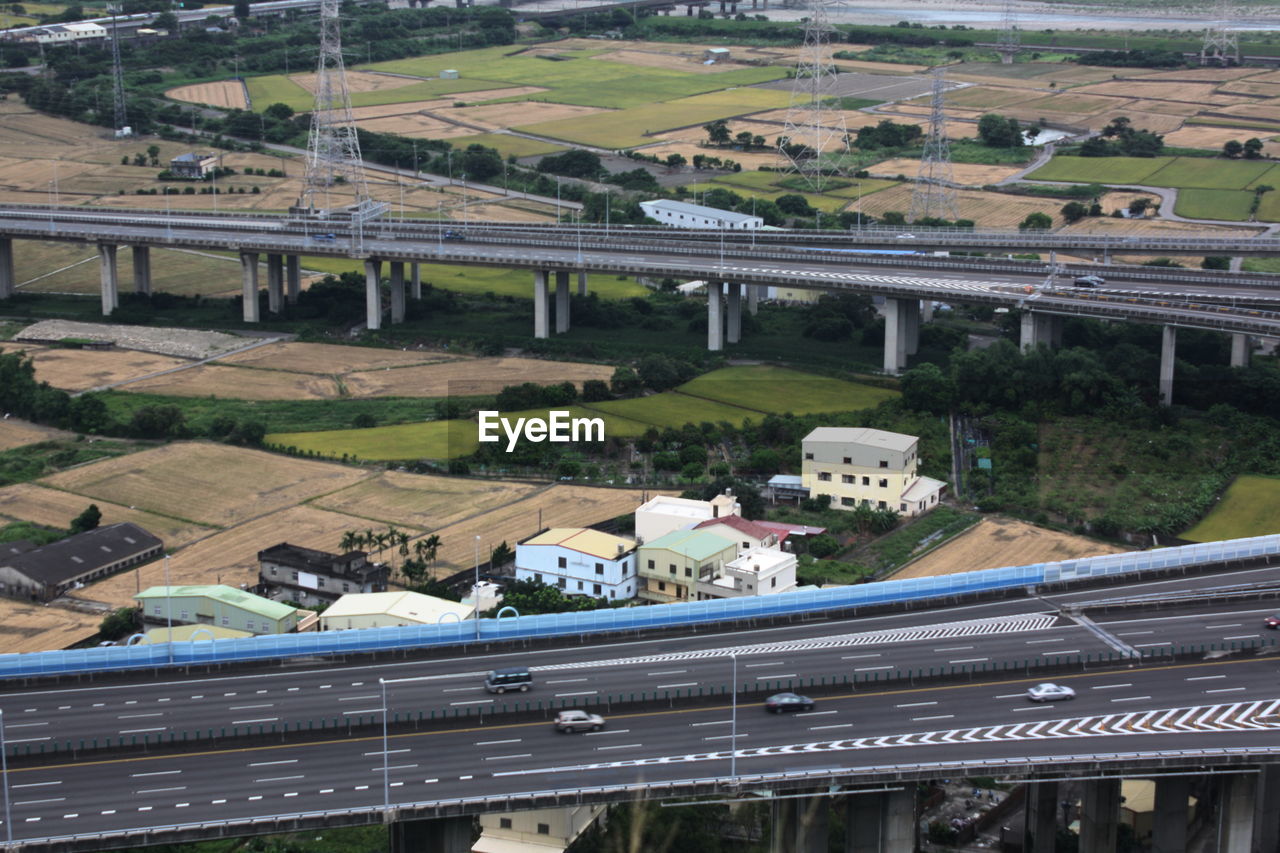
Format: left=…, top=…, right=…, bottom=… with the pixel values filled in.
left=515, top=528, right=638, bottom=601
left=634, top=492, right=740, bottom=543
left=692, top=514, right=779, bottom=553
left=31, top=22, right=107, bottom=43
left=474, top=805, right=606, bottom=853
left=318, top=590, right=473, bottom=630
left=639, top=199, right=763, bottom=231
left=696, top=547, right=797, bottom=600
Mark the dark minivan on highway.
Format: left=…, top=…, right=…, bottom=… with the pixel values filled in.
left=485, top=666, right=532, bottom=693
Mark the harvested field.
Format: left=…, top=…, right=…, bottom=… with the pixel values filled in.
left=430, top=485, right=674, bottom=573
left=14, top=346, right=191, bottom=392
left=165, top=81, right=248, bottom=109
left=311, top=470, right=541, bottom=531
left=942, top=86, right=1040, bottom=110
left=0, top=103, right=102, bottom=147
left=357, top=113, right=478, bottom=140
left=447, top=133, right=565, bottom=159
left=342, top=357, right=614, bottom=398
left=864, top=159, right=1021, bottom=186
left=1215, top=80, right=1280, bottom=98
left=1211, top=102, right=1280, bottom=123
left=123, top=364, right=340, bottom=400
left=452, top=101, right=612, bottom=130
left=855, top=184, right=1059, bottom=229
left=1136, top=68, right=1263, bottom=83
left=75, top=505, right=368, bottom=608
left=463, top=202, right=557, bottom=222
left=0, top=601, right=102, bottom=654
left=1013, top=93, right=1131, bottom=116
left=1072, top=81, right=1239, bottom=107
left=39, top=443, right=370, bottom=528
left=1123, top=99, right=1204, bottom=117
left=0, top=418, right=62, bottom=451
left=0, top=483, right=214, bottom=549
left=1097, top=190, right=1162, bottom=216
left=1164, top=125, right=1280, bottom=154
left=215, top=341, right=457, bottom=373
left=890, top=516, right=1127, bottom=579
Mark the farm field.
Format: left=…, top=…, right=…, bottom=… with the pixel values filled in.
left=891, top=516, right=1128, bottom=579
left=0, top=418, right=62, bottom=451
left=678, top=366, right=898, bottom=415
left=164, top=81, right=248, bottom=109
left=863, top=159, right=1021, bottom=186
left=0, top=601, right=103, bottom=655
left=342, top=357, right=614, bottom=399
left=310, top=471, right=542, bottom=531
left=1182, top=475, right=1280, bottom=542
left=1173, top=188, right=1254, bottom=221
left=1145, top=158, right=1279, bottom=191
left=268, top=419, right=480, bottom=461
left=12, top=241, right=247, bottom=299
left=15, top=347, right=191, bottom=393
left=0, top=483, right=215, bottom=549
left=39, top=443, right=370, bottom=527
left=855, top=184, right=1059, bottom=229
left=590, top=393, right=762, bottom=429
left=1027, top=156, right=1172, bottom=184
left=446, top=133, right=566, bottom=159
left=124, top=364, right=341, bottom=400
left=216, top=342, right=456, bottom=374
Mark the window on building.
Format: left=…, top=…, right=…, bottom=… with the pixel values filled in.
left=291, top=571, right=298, bottom=581
left=500, top=818, right=512, bottom=830
left=879, top=479, right=888, bottom=488
left=818, top=472, right=831, bottom=482
left=658, top=582, right=666, bottom=592
left=558, top=556, right=567, bottom=569
left=246, top=621, right=254, bottom=631
left=841, top=497, right=856, bottom=507
left=878, top=501, right=886, bottom=510
left=153, top=605, right=162, bottom=616
left=879, top=460, right=889, bottom=468
left=843, top=457, right=851, bottom=464
left=901, top=503, right=908, bottom=512
left=537, top=824, right=550, bottom=836
left=647, top=559, right=654, bottom=569
left=557, top=578, right=566, bottom=589
left=594, top=583, right=602, bottom=595
left=862, top=476, right=870, bottom=486
left=221, top=616, right=229, bottom=626
left=669, top=564, right=677, bottom=574
left=343, top=583, right=350, bottom=592
left=771, top=577, right=777, bottom=587
left=595, top=563, right=604, bottom=575
left=577, top=581, right=583, bottom=590
left=804, top=452, right=813, bottom=460
left=269, top=567, right=276, bottom=575
left=179, top=610, right=188, bottom=620
left=610, top=590, right=616, bottom=599
left=317, top=577, right=325, bottom=587
left=685, top=567, right=692, bottom=577
left=535, top=573, right=543, bottom=584
left=842, top=475, right=853, bottom=484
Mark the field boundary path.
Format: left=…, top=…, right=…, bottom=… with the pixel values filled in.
left=82, top=335, right=290, bottom=395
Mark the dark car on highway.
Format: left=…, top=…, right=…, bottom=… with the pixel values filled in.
left=1266, top=614, right=1280, bottom=629
left=764, top=692, right=815, bottom=713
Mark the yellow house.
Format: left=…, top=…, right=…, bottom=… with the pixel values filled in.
left=636, top=529, right=737, bottom=604
left=800, top=427, right=945, bottom=517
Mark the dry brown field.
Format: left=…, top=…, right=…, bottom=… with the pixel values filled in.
left=0, top=602, right=103, bottom=653
left=73, top=505, right=368, bottom=607
left=310, top=470, right=542, bottom=531
left=0, top=482, right=215, bottom=548
left=833, top=59, right=928, bottom=75
left=0, top=418, right=61, bottom=451
left=465, top=202, right=559, bottom=222
left=15, top=347, right=191, bottom=392
left=1164, top=125, right=1280, bottom=154
left=430, top=485, right=675, bottom=573
left=12, top=242, right=246, bottom=298
left=1072, top=81, right=1239, bottom=107
left=1121, top=99, right=1204, bottom=117
left=942, top=86, right=1041, bottom=110
left=358, top=114, right=480, bottom=140
left=123, top=364, right=340, bottom=400
left=856, top=185, right=1055, bottom=228
left=1014, top=93, right=1131, bottom=116
left=1097, top=190, right=1162, bottom=216
left=891, top=104, right=985, bottom=123
left=1084, top=109, right=1187, bottom=134
left=343, top=357, right=614, bottom=398
left=164, top=81, right=248, bottom=109
left=0, top=104, right=102, bottom=147
left=865, top=159, right=1021, bottom=186
left=1213, top=102, right=1280, bottom=123
left=1136, top=68, right=1263, bottom=83
left=891, top=516, right=1128, bottom=579
left=1062, top=217, right=1262, bottom=238
left=453, top=101, right=611, bottom=130
left=1219, top=80, right=1280, bottom=98
left=40, top=443, right=371, bottom=528
left=216, top=341, right=457, bottom=373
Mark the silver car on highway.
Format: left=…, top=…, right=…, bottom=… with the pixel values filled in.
left=554, top=710, right=605, bottom=733
left=1026, top=683, right=1076, bottom=702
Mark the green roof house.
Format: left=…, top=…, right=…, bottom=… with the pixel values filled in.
left=135, top=585, right=299, bottom=635
left=637, top=529, right=737, bottom=604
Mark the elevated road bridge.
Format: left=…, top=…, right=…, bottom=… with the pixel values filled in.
left=3, top=205, right=1279, bottom=401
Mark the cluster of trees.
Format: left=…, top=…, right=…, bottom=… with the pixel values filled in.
left=703, top=119, right=767, bottom=151
left=800, top=292, right=877, bottom=342
left=610, top=353, right=701, bottom=393
left=494, top=379, right=610, bottom=410
left=853, top=119, right=924, bottom=150
left=1079, top=116, right=1164, bottom=158
left=479, top=577, right=613, bottom=616
left=1060, top=199, right=1104, bottom=223
left=1223, top=138, right=1266, bottom=159
left=1074, top=48, right=1185, bottom=68
left=339, top=526, right=442, bottom=586
left=976, top=113, right=1026, bottom=149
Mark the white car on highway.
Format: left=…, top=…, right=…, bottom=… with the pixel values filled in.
left=1026, top=682, right=1076, bottom=702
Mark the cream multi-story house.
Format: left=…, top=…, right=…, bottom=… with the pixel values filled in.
left=800, top=427, right=945, bottom=517
left=636, top=529, right=737, bottom=604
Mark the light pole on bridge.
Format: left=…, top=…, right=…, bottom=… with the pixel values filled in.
left=0, top=708, right=11, bottom=847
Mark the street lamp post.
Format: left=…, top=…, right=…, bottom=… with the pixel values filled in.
left=0, top=708, right=11, bottom=846
left=473, top=535, right=481, bottom=639
left=729, top=651, right=738, bottom=779
left=379, top=678, right=390, bottom=815
left=164, top=553, right=173, bottom=664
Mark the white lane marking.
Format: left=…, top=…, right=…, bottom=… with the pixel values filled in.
left=136, top=787, right=186, bottom=794
left=101, top=810, right=116, bottom=815
left=248, top=796, right=263, bottom=801
left=341, top=709, right=381, bottom=716
left=338, top=695, right=379, bottom=702
left=913, top=715, right=955, bottom=721
left=1040, top=650, right=1081, bottom=656
left=692, top=720, right=731, bottom=726
left=12, top=782, right=61, bottom=788
left=1114, top=631, right=1154, bottom=636
left=15, top=798, right=65, bottom=806
left=319, top=790, right=334, bottom=795
left=1205, top=624, right=1242, bottom=629
left=1188, top=675, right=1227, bottom=681
left=255, top=775, right=305, bottom=783
left=948, top=658, right=989, bottom=664
left=1025, top=638, right=1067, bottom=644
left=856, top=666, right=893, bottom=671
left=6, top=723, right=49, bottom=729
left=212, top=799, right=227, bottom=804
left=119, top=727, right=165, bottom=734
left=423, top=779, right=439, bottom=785
left=797, top=710, right=837, bottom=717
left=745, top=661, right=786, bottom=668
left=933, top=646, right=974, bottom=652
left=1133, top=642, right=1173, bottom=647
left=1206, top=687, right=1248, bottom=694
left=1224, top=635, right=1260, bottom=640
left=1110, top=696, right=1153, bottom=703
left=995, top=694, right=1026, bottom=699
left=249, top=760, right=297, bottom=767
left=545, top=678, right=589, bottom=685
left=897, top=701, right=938, bottom=708
left=475, top=739, right=521, bottom=746
left=1091, top=683, right=1133, bottom=690
left=451, top=700, right=494, bottom=706
left=595, top=743, right=642, bottom=750
left=62, top=814, right=79, bottom=819
left=232, top=718, right=279, bottom=725
left=7, top=737, right=51, bottom=743
left=458, top=776, right=473, bottom=781
left=483, top=754, right=533, bottom=761
left=131, top=771, right=181, bottom=778
left=811, top=723, right=854, bottom=730
left=657, top=682, right=698, bottom=689
left=117, top=713, right=163, bottom=719
left=364, top=749, right=410, bottom=756
left=841, top=653, right=882, bottom=660
left=554, top=691, right=598, bottom=697
left=703, top=734, right=742, bottom=741
left=442, top=687, right=478, bottom=694
left=647, top=670, right=688, bottom=676
left=137, top=807, right=152, bottom=812
left=586, top=729, right=630, bottom=736
left=229, top=704, right=274, bottom=710
left=754, top=673, right=798, bottom=680
left=175, top=803, right=189, bottom=808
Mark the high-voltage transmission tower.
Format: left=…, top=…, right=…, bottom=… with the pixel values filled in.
left=995, top=0, right=1020, bottom=64
left=296, top=0, right=381, bottom=219
left=778, top=0, right=848, bottom=192
left=108, top=5, right=131, bottom=137
left=1201, top=0, right=1239, bottom=66
left=908, top=68, right=958, bottom=224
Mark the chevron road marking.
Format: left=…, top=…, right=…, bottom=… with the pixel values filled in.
left=493, top=698, right=1280, bottom=778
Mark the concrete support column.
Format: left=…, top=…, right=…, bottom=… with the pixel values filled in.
left=771, top=799, right=798, bottom=853
left=534, top=269, right=549, bottom=339
left=1079, top=778, right=1120, bottom=853
left=707, top=281, right=724, bottom=351
left=1254, top=765, right=1280, bottom=853
left=1151, top=777, right=1189, bottom=853
left=131, top=245, right=151, bottom=295
left=266, top=252, right=283, bottom=314
left=748, top=284, right=760, bottom=315
left=239, top=251, right=258, bottom=323
left=1220, top=773, right=1258, bottom=853
left=286, top=254, right=301, bottom=304
left=920, top=299, right=933, bottom=323
left=1231, top=332, right=1251, bottom=368
left=411, top=262, right=421, bottom=300
left=1159, top=324, right=1177, bottom=406
left=388, top=815, right=472, bottom=853
left=1025, top=781, right=1059, bottom=853
left=883, top=298, right=917, bottom=374
left=99, top=243, right=121, bottom=315
left=555, top=270, right=570, bottom=334
left=726, top=283, right=742, bottom=344
left=1020, top=311, right=1057, bottom=351
left=577, top=269, right=588, bottom=297
left=0, top=237, right=13, bottom=299
left=389, top=261, right=405, bottom=324
left=1049, top=315, right=1064, bottom=348
left=846, top=788, right=914, bottom=853
left=364, top=258, right=382, bottom=330
left=904, top=296, right=920, bottom=356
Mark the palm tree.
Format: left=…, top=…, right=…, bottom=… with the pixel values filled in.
left=339, top=530, right=359, bottom=554
left=421, top=534, right=441, bottom=569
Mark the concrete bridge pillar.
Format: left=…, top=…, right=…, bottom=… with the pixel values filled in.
left=1025, top=781, right=1059, bottom=853
left=364, top=258, right=382, bottom=330
left=1254, top=765, right=1280, bottom=853
left=286, top=254, right=301, bottom=304
left=1020, top=310, right=1057, bottom=351
left=883, top=297, right=918, bottom=374
left=686, top=3, right=695, bottom=14
left=846, top=788, right=915, bottom=853
left=1219, top=773, right=1258, bottom=853
left=708, top=281, right=724, bottom=351
left=555, top=270, right=570, bottom=334
left=1159, top=324, right=1177, bottom=406
left=131, top=245, right=151, bottom=295
left=577, top=270, right=588, bottom=297
left=1079, top=778, right=1120, bottom=853
left=1049, top=314, right=1063, bottom=348
left=389, top=261, right=406, bottom=324
left=534, top=269, right=549, bottom=339
left=99, top=243, right=120, bottom=315
left=411, top=262, right=421, bottom=300
left=920, top=299, right=933, bottom=324
left=748, top=284, right=760, bottom=315
left=1230, top=332, right=1251, bottom=368
left=239, top=251, right=258, bottom=322
left=770, top=795, right=828, bottom=853
left=1151, top=777, right=1190, bottom=853
left=0, top=237, right=13, bottom=299
left=266, top=252, right=283, bottom=314
left=726, top=283, right=741, bottom=344
left=388, top=815, right=473, bottom=853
